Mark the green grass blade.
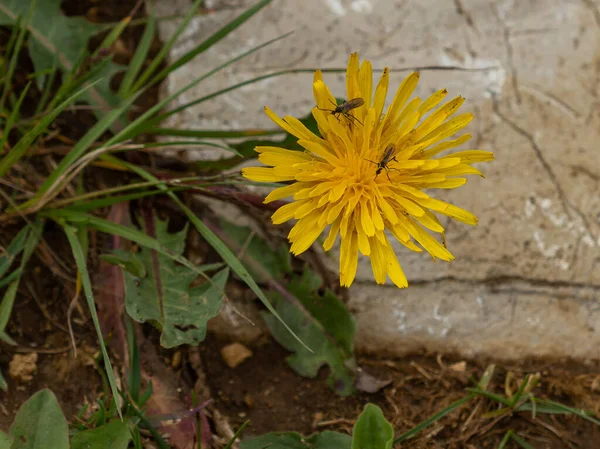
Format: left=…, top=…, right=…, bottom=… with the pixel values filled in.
left=224, top=420, right=250, bottom=449
left=497, top=431, right=513, bottom=449
left=510, top=433, right=534, bottom=449
left=0, top=82, right=31, bottom=154
left=33, top=66, right=58, bottom=115
left=393, top=394, right=475, bottom=444
left=150, top=0, right=273, bottom=86
left=0, top=219, right=42, bottom=340
left=0, top=224, right=30, bottom=278
left=118, top=8, right=155, bottom=97
left=110, top=31, right=293, bottom=145
left=509, top=374, right=530, bottom=407
left=130, top=0, right=202, bottom=93
left=0, top=78, right=102, bottom=177
left=64, top=188, right=189, bottom=212
left=63, top=223, right=122, bottom=419
left=45, top=208, right=210, bottom=280
left=102, top=154, right=311, bottom=352
left=466, top=388, right=512, bottom=406
left=19, top=93, right=140, bottom=210
left=0, top=2, right=34, bottom=112
left=92, top=1, right=142, bottom=59
left=148, top=69, right=305, bottom=126
left=145, top=128, right=283, bottom=139
left=518, top=399, right=600, bottom=426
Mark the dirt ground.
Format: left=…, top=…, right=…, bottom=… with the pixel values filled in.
left=2, top=2, right=600, bottom=449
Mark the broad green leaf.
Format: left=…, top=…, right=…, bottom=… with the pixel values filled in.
left=122, top=214, right=228, bottom=348
left=240, top=432, right=307, bottom=449
left=351, top=404, right=393, bottom=449
left=307, top=431, right=352, bottom=449
left=100, top=250, right=147, bottom=278
left=218, top=219, right=291, bottom=283
left=100, top=154, right=311, bottom=353
left=0, top=431, right=9, bottom=449
left=241, top=431, right=350, bottom=449
left=262, top=269, right=356, bottom=396
left=0, top=0, right=123, bottom=112
left=9, top=389, right=69, bottom=449
left=71, top=420, right=132, bottom=449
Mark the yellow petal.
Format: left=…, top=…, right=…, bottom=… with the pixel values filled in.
left=418, top=134, right=472, bottom=159
left=417, top=88, right=448, bottom=116
left=402, top=216, right=454, bottom=261
left=264, top=106, right=318, bottom=142
left=323, top=216, right=341, bottom=251
left=359, top=201, right=375, bottom=236
left=442, top=150, right=495, bottom=163
left=384, top=244, right=408, bottom=288
left=243, top=167, right=294, bottom=182
left=395, top=197, right=425, bottom=217
left=414, top=209, right=445, bottom=233
left=355, top=215, right=371, bottom=256
left=258, top=150, right=313, bottom=167
left=383, top=72, right=420, bottom=128
left=369, top=238, right=387, bottom=284
left=346, top=53, right=360, bottom=102
left=298, top=139, right=338, bottom=164
left=420, top=113, right=474, bottom=144
left=340, top=231, right=359, bottom=287
left=264, top=182, right=307, bottom=203
left=358, top=60, right=373, bottom=109
left=271, top=201, right=302, bottom=224
left=415, top=198, right=478, bottom=225
left=373, top=68, right=389, bottom=123
left=294, top=198, right=321, bottom=219
left=289, top=211, right=326, bottom=255
left=425, top=178, right=467, bottom=189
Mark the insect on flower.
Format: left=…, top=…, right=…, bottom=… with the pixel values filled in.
left=365, top=143, right=400, bottom=181
left=317, top=97, right=364, bottom=125
left=243, top=53, right=495, bottom=289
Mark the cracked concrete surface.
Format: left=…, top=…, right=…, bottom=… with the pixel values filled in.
left=157, top=0, right=600, bottom=360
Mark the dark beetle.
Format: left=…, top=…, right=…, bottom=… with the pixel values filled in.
left=365, top=144, right=401, bottom=181
left=317, top=97, right=364, bottom=125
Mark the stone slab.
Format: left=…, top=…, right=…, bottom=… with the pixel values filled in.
left=156, top=0, right=600, bottom=360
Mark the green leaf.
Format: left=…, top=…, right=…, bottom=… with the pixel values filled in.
left=100, top=250, right=147, bottom=278
left=71, top=420, right=132, bottom=449
left=351, top=404, right=393, bottom=449
left=241, top=431, right=350, bottom=449
left=240, top=433, right=308, bottom=449
left=9, top=389, right=69, bottom=449
left=262, top=269, right=356, bottom=396
left=0, top=0, right=123, bottom=114
left=0, top=431, right=9, bottom=449
left=100, top=154, right=311, bottom=353
left=122, top=214, right=228, bottom=348
left=218, top=219, right=290, bottom=283
left=307, top=431, right=352, bottom=449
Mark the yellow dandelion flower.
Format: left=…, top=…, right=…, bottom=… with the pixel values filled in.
left=243, top=53, right=494, bottom=288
